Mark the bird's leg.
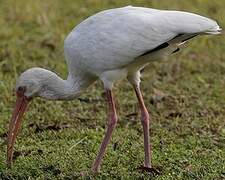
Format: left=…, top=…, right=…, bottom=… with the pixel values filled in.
left=133, top=84, right=152, bottom=168
left=91, top=89, right=117, bottom=172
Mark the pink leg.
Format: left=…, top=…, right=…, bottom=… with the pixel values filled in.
left=134, top=85, right=152, bottom=168
left=91, top=89, right=117, bottom=172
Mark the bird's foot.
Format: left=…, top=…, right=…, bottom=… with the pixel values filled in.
left=91, top=163, right=101, bottom=174
left=80, top=171, right=88, bottom=177
left=80, top=170, right=98, bottom=177
left=137, top=165, right=161, bottom=175
left=79, top=167, right=100, bottom=177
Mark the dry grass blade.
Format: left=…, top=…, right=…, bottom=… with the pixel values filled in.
left=68, top=136, right=87, bottom=151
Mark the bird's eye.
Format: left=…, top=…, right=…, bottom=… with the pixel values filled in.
left=17, top=86, right=26, bottom=93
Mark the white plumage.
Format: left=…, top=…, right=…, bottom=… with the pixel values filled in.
left=7, top=6, right=221, bottom=172
left=64, top=6, right=220, bottom=89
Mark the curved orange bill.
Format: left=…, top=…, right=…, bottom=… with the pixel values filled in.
left=7, top=95, right=31, bottom=166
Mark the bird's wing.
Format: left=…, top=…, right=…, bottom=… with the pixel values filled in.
left=65, top=6, right=220, bottom=71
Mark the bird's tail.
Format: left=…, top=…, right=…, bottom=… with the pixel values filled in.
left=162, top=11, right=222, bottom=36
left=202, top=25, right=222, bottom=35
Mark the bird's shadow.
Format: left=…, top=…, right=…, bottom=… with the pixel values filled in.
left=137, top=165, right=163, bottom=176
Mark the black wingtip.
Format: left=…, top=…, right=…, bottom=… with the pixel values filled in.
left=172, top=47, right=180, bottom=54
left=140, top=42, right=169, bottom=57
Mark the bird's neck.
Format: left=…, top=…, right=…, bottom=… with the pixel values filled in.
left=39, top=72, right=95, bottom=100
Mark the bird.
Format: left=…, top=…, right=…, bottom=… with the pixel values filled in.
left=7, top=6, right=221, bottom=172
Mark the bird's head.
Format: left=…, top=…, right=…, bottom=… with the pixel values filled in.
left=15, top=68, right=44, bottom=98
left=7, top=67, right=61, bottom=165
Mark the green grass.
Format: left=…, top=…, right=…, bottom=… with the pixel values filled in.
left=0, top=0, right=225, bottom=179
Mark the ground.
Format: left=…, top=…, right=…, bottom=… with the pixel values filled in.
left=0, top=0, right=225, bottom=179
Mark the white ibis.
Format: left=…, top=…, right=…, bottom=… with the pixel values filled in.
left=7, top=6, right=221, bottom=172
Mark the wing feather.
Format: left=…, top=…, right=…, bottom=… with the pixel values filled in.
left=65, top=6, right=220, bottom=72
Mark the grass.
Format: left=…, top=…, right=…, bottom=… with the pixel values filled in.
left=0, top=0, right=225, bottom=179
